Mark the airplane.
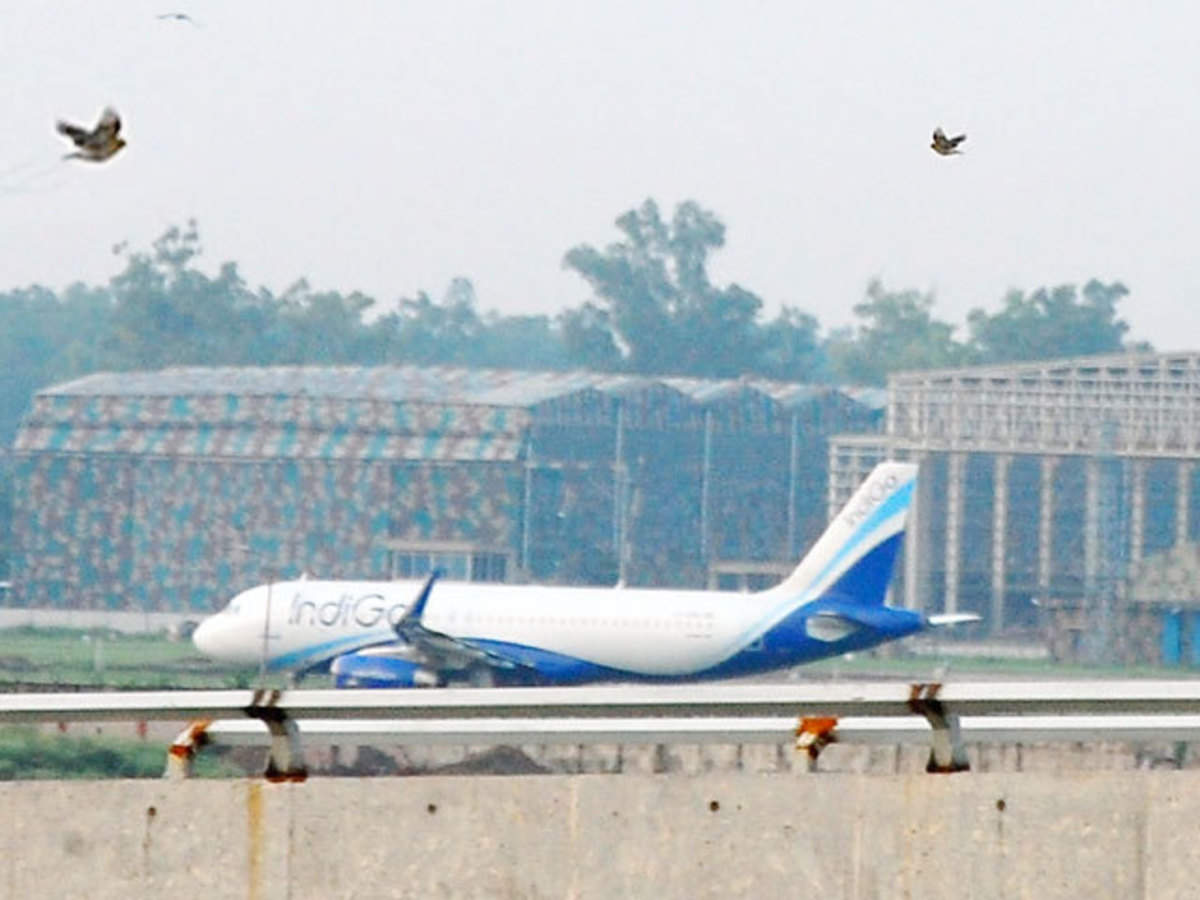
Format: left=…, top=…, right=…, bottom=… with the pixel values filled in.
left=192, top=461, right=976, bottom=687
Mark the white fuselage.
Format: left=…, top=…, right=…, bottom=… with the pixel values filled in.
left=194, top=578, right=780, bottom=676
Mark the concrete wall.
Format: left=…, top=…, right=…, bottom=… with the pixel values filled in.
left=4, top=772, right=1200, bottom=899
left=0, top=607, right=198, bottom=634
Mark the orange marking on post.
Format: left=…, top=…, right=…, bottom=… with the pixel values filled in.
left=794, top=716, right=839, bottom=759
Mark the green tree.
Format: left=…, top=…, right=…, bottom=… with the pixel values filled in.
left=827, top=280, right=969, bottom=385
left=563, top=199, right=764, bottom=377
left=273, top=280, right=381, bottom=364
left=757, top=306, right=830, bottom=382
left=0, top=283, right=114, bottom=445
left=474, top=312, right=569, bottom=370
left=558, top=302, right=623, bottom=371
left=382, top=278, right=487, bottom=365
left=106, top=223, right=403, bottom=368
left=106, top=221, right=270, bottom=368
left=966, top=280, right=1140, bottom=363
left=379, top=278, right=572, bottom=370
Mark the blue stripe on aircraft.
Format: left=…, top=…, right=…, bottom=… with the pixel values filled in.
left=467, top=639, right=620, bottom=683
left=811, top=529, right=906, bottom=612
left=703, top=534, right=920, bottom=679
left=805, top=478, right=913, bottom=601
left=723, top=481, right=912, bottom=656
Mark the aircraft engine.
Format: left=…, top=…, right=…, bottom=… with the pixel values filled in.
left=330, top=652, right=440, bottom=688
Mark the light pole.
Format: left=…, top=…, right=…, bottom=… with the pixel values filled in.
left=258, top=577, right=274, bottom=686
left=227, top=530, right=275, bottom=687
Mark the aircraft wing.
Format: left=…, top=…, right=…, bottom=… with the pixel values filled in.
left=354, top=570, right=531, bottom=675
left=397, top=627, right=526, bottom=672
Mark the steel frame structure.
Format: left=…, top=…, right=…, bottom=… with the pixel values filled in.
left=829, top=353, right=1200, bottom=644
left=887, top=352, right=1200, bottom=458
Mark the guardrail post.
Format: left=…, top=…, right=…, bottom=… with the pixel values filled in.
left=908, top=683, right=969, bottom=773
left=246, top=688, right=308, bottom=782
left=164, top=720, right=212, bottom=780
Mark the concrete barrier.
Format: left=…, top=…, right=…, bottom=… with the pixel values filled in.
left=4, top=772, right=1200, bottom=898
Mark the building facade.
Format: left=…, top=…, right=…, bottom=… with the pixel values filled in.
left=829, top=352, right=1200, bottom=664
left=9, top=366, right=881, bottom=612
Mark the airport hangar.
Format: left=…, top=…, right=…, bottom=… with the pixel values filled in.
left=7, top=366, right=882, bottom=618
left=832, top=351, right=1200, bottom=666
left=11, top=353, right=1200, bottom=667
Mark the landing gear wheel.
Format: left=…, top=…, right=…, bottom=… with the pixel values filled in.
left=467, top=665, right=495, bottom=688
left=445, top=665, right=495, bottom=688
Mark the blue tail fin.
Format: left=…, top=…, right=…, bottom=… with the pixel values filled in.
left=766, top=462, right=917, bottom=606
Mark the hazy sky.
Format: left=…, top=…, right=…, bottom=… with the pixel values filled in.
left=2, top=2, right=1198, bottom=349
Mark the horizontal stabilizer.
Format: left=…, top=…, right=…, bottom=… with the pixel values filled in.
left=926, top=613, right=981, bottom=628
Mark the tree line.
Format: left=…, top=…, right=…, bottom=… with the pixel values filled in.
left=0, top=200, right=1143, bottom=447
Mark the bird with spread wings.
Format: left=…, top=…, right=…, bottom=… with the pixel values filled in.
left=57, top=107, right=126, bottom=162
left=157, top=12, right=200, bottom=26
left=931, top=127, right=966, bottom=156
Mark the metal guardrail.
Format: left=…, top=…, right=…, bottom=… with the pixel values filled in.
left=7, top=680, right=1200, bottom=721
left=203, top=713, right=1200, bottom=746
left=6, top=681, right=1200, bottom=779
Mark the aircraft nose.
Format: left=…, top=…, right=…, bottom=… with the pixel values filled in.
left=192, top=616, right=220, bottom=658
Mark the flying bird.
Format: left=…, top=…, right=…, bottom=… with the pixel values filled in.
left=56, top=107, right=126, bottom=162
left=931, top=127, right=966, bottom=156
left=157, top=12, right=198, bottom=24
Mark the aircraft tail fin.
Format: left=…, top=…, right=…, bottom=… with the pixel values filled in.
left=766, top=461, right=917, bottom=606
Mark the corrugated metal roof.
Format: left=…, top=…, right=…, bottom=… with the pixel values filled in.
left=470, top=370, right=601, bottom=407
left=42, top=365, right=876, bottom=411
left=22, top=366, right=877, bottom=460
left=42, top=367, right=542, bottom=404
left=661, top=376, right=761, bottom=405
left=750, top=381, right=830, bottom=408
left=46, top=366, right=695, bottom=408
left=588, top=374, right=668, bottom=398
left=839, top=386, right=888, bottom=411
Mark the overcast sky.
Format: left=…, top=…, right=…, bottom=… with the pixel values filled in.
left=2, top=2, right=1197, bottom=349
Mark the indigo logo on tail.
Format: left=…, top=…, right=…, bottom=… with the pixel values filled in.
left=842, top=470, right=902, bottom=529
left=767, top=461, right=917, bottom=603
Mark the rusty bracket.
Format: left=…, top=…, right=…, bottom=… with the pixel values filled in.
left=162, top=689, right=307, bottom=781
left=164, top=719, right=213, bottom=780
left=908, top=682, right=969, bottom=773
left=246, top=688, right=308, bottom=782
left=794, top=715, right=839, bottom=769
